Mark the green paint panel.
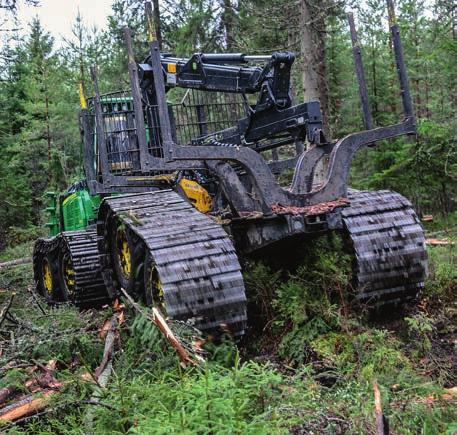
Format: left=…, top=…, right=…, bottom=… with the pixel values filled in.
left=44, top=192, right=59, bottom=237
left=62, top=189, right=101, bottom=232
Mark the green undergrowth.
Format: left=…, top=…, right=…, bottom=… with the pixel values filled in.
left=422, top=211, right=457, bottom=241
left=0, top=241, right=33, bottom=263
left=0, top=227, right=42, bottom=254
left=423, top=244, right=457, bottom=302
left=0, top=232, right=456, bottom=434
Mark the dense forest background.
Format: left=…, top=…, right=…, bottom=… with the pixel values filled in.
left=0, top=2, right=456, bottom=432
left=0, top=0, right=456, bottom=249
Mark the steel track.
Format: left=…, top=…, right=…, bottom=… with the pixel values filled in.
left=342, top=190, right=428, bottom=304
left=33, top=230, right=110, bottom=306
left=59, top=230, right=110, bottom=307
left=97, top=190, right=248, bottom=336
left=34, top=189, right=427, bottom=321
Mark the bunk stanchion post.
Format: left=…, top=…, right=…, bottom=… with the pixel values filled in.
left=145, top=1, right=174, bottom=160
left=90, top=65, right=110, bottom=185
left=348, top=12, right=373, bottom=131
left=145, top=2, right=156, bottom=45
left=123, top=27, right=149, bottom=169
left=386, top=0, right=415, bottom=124
left=151, top=0, right=163, bottom=50
left=79, top=82, right=96, bottom=188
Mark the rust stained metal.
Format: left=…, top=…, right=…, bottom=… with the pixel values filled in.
left=271, top=198, right=349, bottom=216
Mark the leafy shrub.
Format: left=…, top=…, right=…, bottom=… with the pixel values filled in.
left=404, top=312, right=435, bottom=356
left=271, top=236, right=352, bottom=364
left=424, top=245, right=457, bottom=302
left=4, top=225, right=42, bottom=248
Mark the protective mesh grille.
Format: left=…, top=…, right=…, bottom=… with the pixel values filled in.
left=87, top=89, right=248, bottom=176
left=170, top=89, right=248, bottom=145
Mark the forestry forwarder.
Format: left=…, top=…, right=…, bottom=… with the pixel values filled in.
left=33, top=1, right=428, bottom=338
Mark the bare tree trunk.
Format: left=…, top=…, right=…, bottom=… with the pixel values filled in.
left=152, top=0, right=163, bottom=50
left=413, top=12, right=422, bottom=117
left=299, top=0, right=329, bottom=130
left=42, top=65, right=52, bottom=179
left=299, top=0, right=331, bottom=184
left=45, top=94, right=51, bottom=162
left=221, top=0, right=238, bottom=125
left=388, top=37, right=398, bottom=116
left=75, top=12, right=86, bottom=94
left=221, top=0, right=235, bottom=51
left=424, top=66, right=430, bottom=118
left=284, top=4, right=305, bottom=155
left=371, top=39, right=379, bottom=120
left=452, top=3, right=456, bottom=40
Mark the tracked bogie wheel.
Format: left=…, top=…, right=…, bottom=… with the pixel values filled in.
left=58, top=231, right=110, bottom=307
left=98, top=190, right=247, bottom=337
left=33, top=237, right=62, bottom=303
left=33, top=231, right=110, bottom=307
left=342, top=190, right=428, bottom=305
left=105, top=217, right=145, bottom=298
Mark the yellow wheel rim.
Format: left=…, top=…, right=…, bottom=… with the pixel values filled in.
left=42, top=259, right=53, bottom=295
left=116, top=226, right=131, bottom=278
left=63, top=254, right=75, bottom=296
left=147, top=264, right=165, bottom=311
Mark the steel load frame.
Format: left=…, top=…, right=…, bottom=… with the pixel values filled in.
left=81, top=0, right=415, bottom=220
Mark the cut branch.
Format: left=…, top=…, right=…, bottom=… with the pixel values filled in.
left=27, top=286, right=47, bottom=315
left=94, top=314, right=118, bottom=379
left=0, top=361, right=61, bottom=407
left=0, top=310, right=123, bottom=423
left=426, top=238, right=455, bottom=246
left=0, top=390, right=57, bottom=423
left=373, top=380, right=388, bottom=435
left=0, top=257, right=32, bottom=269
left=119, top=287, right=203, bottom=367
left=0, top=293, right=15, bottom=328
left=0, top=386, right=17, bottom=405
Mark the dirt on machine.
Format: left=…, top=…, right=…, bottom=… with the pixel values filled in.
left=33, top=0, right=428, bottom=339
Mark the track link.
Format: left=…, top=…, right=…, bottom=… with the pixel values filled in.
left=98, top=190, right=247, bottom=337
left=33, top=230, right=110, bottom=307
left=342, top=190, right=428, bottom=304
left=59, top=230, right=110, bottom=307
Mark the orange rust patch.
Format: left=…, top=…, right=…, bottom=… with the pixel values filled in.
left=271, top=198, right=349, bottom=216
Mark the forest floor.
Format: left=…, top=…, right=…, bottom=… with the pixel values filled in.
left=0, top=215, right=455, bottom=434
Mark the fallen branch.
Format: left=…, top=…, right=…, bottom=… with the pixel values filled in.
left=446, top=387, right=457, bottom=396
left=27, top=286, right=47, bottom=316
left=0, top=293, right=15, bottom=329
left=0, top=390, right=57, bottom=422
left=0, top=381, right=38, bottom=408
left=0, top=257, right=32, bottom=269
left=119, top=287, right=203, bottom=367
left=2, top=399, right=117, bottom=429
left=0, top=386, right=17, bottom=405
left=423, top=386, right=457, bottom=404
left=94, top=314, right=119, bottom=379
left=0, top=360, right=61, bottom=407
left=85, top=309, right=123, bottom=432
left=373, top=380, right=388, bottom=435
left=426, top=238, right=455, bottom=246
left=0, top=309, right=123, bottom=424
